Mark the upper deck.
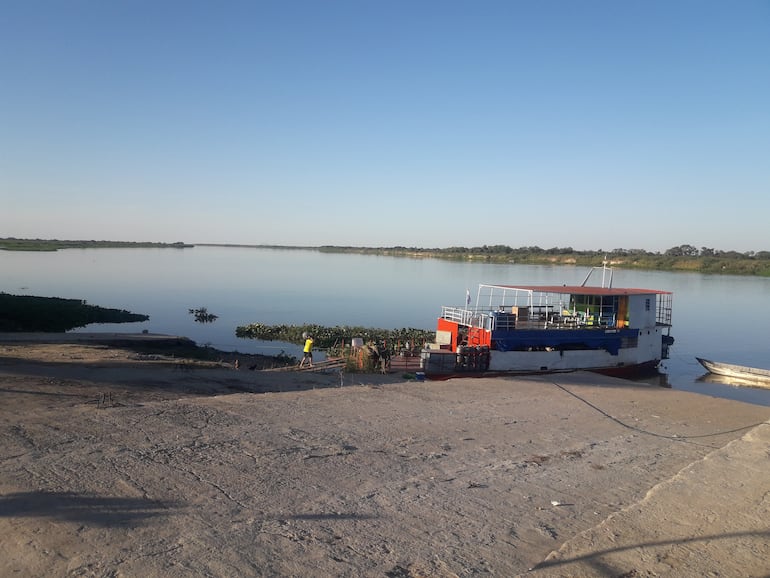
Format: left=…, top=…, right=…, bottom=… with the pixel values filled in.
left=441, top=283, right=673, bottom=333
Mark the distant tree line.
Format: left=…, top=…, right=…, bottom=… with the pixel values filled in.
left=657, top=244, right=770, bottom=259
left=318, top=245, right=770, bottom=276
left=320, top=243, right=770, bottom=259
left=4, top=238, right=769, bottom=275
left=0, top=238, right=191, bottom=251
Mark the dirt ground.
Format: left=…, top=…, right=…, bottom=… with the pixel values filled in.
left=1, top=336, right=769, bottom=577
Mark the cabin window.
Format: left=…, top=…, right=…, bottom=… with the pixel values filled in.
left=645, top=298, right=651, bottom=311
left=573, top=294, right=621, bottom=326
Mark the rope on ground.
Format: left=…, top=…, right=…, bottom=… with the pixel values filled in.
left=550, top=380, right=769, bottom=442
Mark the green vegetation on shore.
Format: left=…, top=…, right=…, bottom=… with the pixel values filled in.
left=0, top=238, right=191, bottom=251
left=236, top=323, right=434, bottom=355
left=4, top=238, right=770, bottom=276
left=236, top=322, right=435, bottom=372
left=316, top=244, right=770, bottom=276
left=0, top=294, right=149, bottom=332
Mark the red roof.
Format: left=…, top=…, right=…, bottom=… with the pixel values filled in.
left=489, top=284, right=672, bottom=296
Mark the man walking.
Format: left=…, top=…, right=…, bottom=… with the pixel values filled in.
left=299, top=334, right=314, bottom=368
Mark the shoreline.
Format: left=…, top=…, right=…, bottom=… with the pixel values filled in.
left=0, top=331, right=196, bottom=344
left=1, top=338, right=768, bottom=576
left=0, top=331, right=295, bottom=370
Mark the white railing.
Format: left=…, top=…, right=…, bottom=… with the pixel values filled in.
left=441, top=307, right=490, bottom=328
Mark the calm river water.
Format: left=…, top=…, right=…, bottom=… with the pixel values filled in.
left=3, top=246, right=770, bottom=406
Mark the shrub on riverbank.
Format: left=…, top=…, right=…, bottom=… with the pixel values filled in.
left=0, top=293, right=149, bottom=332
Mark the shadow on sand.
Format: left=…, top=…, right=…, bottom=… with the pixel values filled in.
left=0, top=490, right=180, bottom=527
left=530, top=529, right=770, bottom=576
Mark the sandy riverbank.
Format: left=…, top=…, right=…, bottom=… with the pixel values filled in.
left=1, top=336, right=768, bottom=577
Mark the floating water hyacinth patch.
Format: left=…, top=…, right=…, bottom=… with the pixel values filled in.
left=189, top=307, right=219, bottom=323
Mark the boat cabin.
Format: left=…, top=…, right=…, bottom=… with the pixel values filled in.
left=434, top=283, right=673, bottom=358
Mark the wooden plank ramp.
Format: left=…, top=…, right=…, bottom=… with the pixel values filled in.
left=258, top=355, right=421, bottom=374
left=259, top=358, right=346, bottom=373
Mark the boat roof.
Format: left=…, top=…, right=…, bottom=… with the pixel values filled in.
left=484, top=284, right=672, bottom=296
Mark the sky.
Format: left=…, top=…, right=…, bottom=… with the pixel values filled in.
left=2, top=1, right=769, bottom=252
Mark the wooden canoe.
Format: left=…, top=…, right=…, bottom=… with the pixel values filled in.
left=696, top=357, right=770, bottom=387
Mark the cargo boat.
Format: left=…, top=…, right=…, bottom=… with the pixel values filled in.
left=420, top=264, right=673, bottom=378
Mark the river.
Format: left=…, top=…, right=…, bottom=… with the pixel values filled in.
left=3, top=246, right=770, bottom=406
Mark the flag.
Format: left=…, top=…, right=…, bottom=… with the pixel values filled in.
left=466, top=289, right=471, bottom=306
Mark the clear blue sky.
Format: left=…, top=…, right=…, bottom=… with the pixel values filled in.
left=2, top=1, right=769, bottom=252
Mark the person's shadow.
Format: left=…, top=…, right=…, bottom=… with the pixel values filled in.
left=0, top=490, right=179, bottom=527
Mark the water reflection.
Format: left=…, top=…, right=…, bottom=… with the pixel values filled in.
left=690, top=373, right=770, bottom=407
left=629, top=370, right=672, bottom=389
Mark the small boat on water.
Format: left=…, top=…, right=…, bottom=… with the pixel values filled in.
left=696, top=357, right=770, bottom=388
left=420, top=262, right=674, bottom=379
